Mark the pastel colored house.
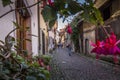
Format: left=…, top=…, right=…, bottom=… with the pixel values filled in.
left=0, top=0, right=49, bottom=57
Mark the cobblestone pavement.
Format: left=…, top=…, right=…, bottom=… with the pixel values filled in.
left=50, top=48, right=120, bottom=80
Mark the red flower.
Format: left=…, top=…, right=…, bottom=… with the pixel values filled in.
left=104, top=32, right=120, bottom=55
left=38, top=59, right=45, bottom=67
left=91, top=40, right=104, bottom=58
left=48, top=0, right=54, bottom=6
left=90, top=32, right=120, bottom=63
left=67, top=25, right=72, bottom=34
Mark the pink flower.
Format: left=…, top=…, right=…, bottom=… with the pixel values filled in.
left=67, top=25, right=72, bottom=34
left=104, top=32, right=120, bottom=55
left=91, top=40, right=104, bottom=58
left=90, top=32, right=120, bottom=63
left=48, top=0, right=54, bottom=6
left=102, top=32, right=120, bottom=64
left=46, top=65, right=50, bottom=71
left=38, top=59, right=45, bottom=67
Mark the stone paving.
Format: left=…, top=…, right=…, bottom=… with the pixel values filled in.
left=50, top=48, right=120, bottom=80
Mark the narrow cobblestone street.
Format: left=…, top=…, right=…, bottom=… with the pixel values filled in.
left=50, top=48, right=120, bottom=80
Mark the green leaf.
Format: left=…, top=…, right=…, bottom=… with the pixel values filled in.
left=26, top=76, right=37, bottom=80
left=2, top=0, right=12, bottom=7
left=13, top=22, right=20, bottom=28
left=21, top=63, right=28, bottom=69
left=41, top=5, right=57, bottom=22
left=37, top=73, right=46, bottom=80
left=3, top=69, right=10, bottom=74
left=11, top=37, right=15, bottom=42
left=61, top=9, right=69, bottom=15
left=31, top=62, right=39, bottom=67
left=81, top=4, right=103, bottom=25
left=49, top=19, right=56, bottom=28
left=85, top=0, right=94, bottom=6
left=67, top=1, right=83, bottom=15
left=54, top=0, right=66, bottom=11
left=24, top=39, right=31, bottom=42
left=22, top=50, right=28, bottom=56
left=16, top=55, right=25, bottom=62
left=42, top=70, right=50, bottom=78
left=93, top=8, right=104, bottom=25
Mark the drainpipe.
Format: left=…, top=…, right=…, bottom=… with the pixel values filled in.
left=37, top=0, right=41, bottom=55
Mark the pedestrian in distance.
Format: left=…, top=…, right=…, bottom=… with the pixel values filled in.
left=67, top=44, right=72, bottom=56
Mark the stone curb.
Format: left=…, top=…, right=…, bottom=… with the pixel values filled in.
left=76, top=53, right=120, bottom=67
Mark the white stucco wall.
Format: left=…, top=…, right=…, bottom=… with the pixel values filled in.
left=27, top=0, right=39, bottom=56
left=48, top=30, right=54, bottom=50
left=49, top=30, right=54, bottom=38
left=55, top=32, right=60, bottom=43
left=83, top=24, right=96, bottom=54
left=0, top=0, right=16, bottom=42
left=0, top=0, right=39, bottom=56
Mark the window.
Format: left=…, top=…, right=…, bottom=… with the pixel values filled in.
left=100, top=1, right=112, bottom=21
left=102, top=4, right=111, bottom=21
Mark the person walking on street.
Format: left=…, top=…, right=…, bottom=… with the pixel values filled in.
left=67, top=44, right=72, bottom=56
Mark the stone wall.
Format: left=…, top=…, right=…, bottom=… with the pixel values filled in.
left=82, top=22, right=96, bottom=54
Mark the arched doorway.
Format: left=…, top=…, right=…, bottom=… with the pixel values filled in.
left=85, top=39, right=89, bottom=54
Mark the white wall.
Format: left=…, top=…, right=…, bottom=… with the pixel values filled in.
left=48, top=30, right=54, bottom=50
left=0, top=0, right=39, bottom=56
left=49, top=30, right=54, bottom=38
left=27, top=0, right=39, bottom=56
left=0, top=0, right=16, bottom=42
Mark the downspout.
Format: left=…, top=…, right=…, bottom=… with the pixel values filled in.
left=37, top=0, right=41, bottom=54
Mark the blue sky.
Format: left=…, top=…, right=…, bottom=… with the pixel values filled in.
left=57, top=0, right=85, bottom=30
left=78, top=0, right=85, bottom=4
left=57, top=15, right=74, bottom=30
left=57, top=19, right=67, bottom=30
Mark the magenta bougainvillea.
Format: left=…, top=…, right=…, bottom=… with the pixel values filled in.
left=41, top=0, right=54, bottom=8
left=91, top=32, right=120, bottom=63
left=48, top=0, right=54, bottom=6
left=91, top=40, right=104, bottom=59
left=67, top=25, right=72, bottom=34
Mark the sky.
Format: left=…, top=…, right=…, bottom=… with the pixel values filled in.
left=57, top=14, right=75, bottom=31
left=57, top=18, right=68, bottom=30
left=57, top=0, right=85, bottom=31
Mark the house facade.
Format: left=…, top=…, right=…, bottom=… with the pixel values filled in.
left=0, top=0, right=49, bottom=57
left=48, top=21, right=58, bottom=51
left=95, top=0, right=120, bottom=40
left=78, top=0, right=120, bottom=54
